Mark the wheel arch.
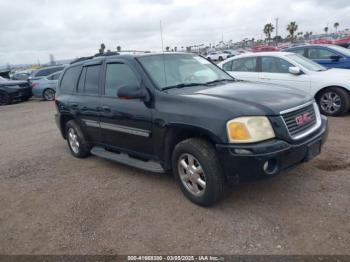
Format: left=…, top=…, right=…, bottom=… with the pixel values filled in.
left=161, top=124, right=221, bottom=170
left=314, top=85, right=350, bottom=100
left=59, top=114, right=74, bottom=139
left=42, top=87, right=55, bottom=99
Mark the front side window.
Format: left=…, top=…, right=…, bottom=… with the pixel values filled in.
left=231, top=57, right=257, bottom=72
left=137, top=54, right=232, bottom=90
left=308, top=48, right=337, bottom=59
left=104, top=63, right=139, bottom=97
left=291, top=48, right=305, bottom=56
left=261, top=57, right=293, bottom=73
left=59, top=66, right=82, bottom=94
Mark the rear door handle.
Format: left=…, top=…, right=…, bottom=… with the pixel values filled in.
left=71, top=103, right=79, bottom=108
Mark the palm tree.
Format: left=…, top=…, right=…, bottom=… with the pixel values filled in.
left=324, top=27, right=329, bottom=34
left=287, top=21, right=298, bottom=40
left=334, top=22, right=339, bottom=33
left=165, top=46, right=170, bottom=52
left=263, top=23, right=275, bottom=41
left=117, top=46, right=121, bottom=52
left=99, top=43, right=106, bottom=54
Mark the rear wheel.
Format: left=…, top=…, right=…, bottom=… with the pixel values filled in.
left=65, top=120, right=91, bottom=158
left=172, top=138, right=225, bottom=206
left=43, top=88, right=55, bottom=101
left=0, top=92, right=11, bottom=106
left=317, top=87, right=350, bottom=116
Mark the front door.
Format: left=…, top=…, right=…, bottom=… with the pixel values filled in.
left=307, top=47, right=346, bottom=69
left=99, top=60, right=153, bottom=157
left=258, top=56, right=311, bottom=94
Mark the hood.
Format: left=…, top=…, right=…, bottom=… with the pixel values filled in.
left=0, top=79, right=28, bottom=86
left=167, top=81, right=312, bottom=115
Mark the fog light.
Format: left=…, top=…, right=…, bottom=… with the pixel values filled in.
left=263, top=159, right=278, bottom=175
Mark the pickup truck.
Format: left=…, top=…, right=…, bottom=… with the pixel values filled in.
left=54, top=53, right=328, bottom=206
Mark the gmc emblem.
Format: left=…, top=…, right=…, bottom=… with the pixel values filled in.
left=295, top=112, right=312, bottom=125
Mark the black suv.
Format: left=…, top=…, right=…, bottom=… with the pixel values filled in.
left=55, top=53, right=328, bottom=206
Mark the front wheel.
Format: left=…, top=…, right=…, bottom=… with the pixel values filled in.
left=218, top=56, right=223, bottom=61
left=172, top=138, right=225, bottom=206
left=317, top=87, right=350, bottom=116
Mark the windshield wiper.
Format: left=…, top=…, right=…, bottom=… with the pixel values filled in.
left=205, top=78, right=234, bottom=85
left=162, top=82, right=205, bottom=91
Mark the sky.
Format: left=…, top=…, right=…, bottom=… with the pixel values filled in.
left=0, top=0, right=350, bottom=65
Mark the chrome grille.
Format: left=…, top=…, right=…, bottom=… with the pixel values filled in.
left=281, top=103, right=317, bottom=138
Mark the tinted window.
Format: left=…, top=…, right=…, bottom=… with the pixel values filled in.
left=105, top=63, right=139, bottom=97
left=84, top=65, right=100, bottom=95
left=36, top=69, right=51, bottom=77
left=308, top=48, right=337, bottom=59
left=261, top=57, right=293, bottom=73
left=231, top=57, right=257, bottom=72
left=222, top=61, right=233, bottom=71
left=77, top=67, right=86, bottom=93
left=59, top=66, right=82, bottom=94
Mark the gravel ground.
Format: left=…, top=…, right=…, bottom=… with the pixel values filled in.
left=0, top=100, right=349, bottom=255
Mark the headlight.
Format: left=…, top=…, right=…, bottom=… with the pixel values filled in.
left=226, top=116, right=275, bottom=143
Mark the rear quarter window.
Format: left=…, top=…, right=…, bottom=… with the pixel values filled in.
left=58, top=66, right=82, bottom=94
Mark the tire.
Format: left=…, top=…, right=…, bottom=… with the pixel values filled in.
left=172, top=138, right=225, bottom=206
left=43, top=88, right=55, bottom=101
left=316, top=87, right=350, bottom=116
left=218, top=56, right=223, bottom=61
left=65, top=120, right=91, bottom=158
left=0, top=92, right=12, bottom=106
left=21, top=97, right=30, bottom=102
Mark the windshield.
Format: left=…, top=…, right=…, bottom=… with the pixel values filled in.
left=329, top=45, right=350, bottom=56
left=0, top=76, right=7, bottom=82
left=287, top=54, right=327, bottom=71
left=137, top=54, right=233, bottom=90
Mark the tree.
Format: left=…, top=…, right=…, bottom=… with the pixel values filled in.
left=324, top=26, right=329, bottom=34
left=263, top=23, right=274, bottom=41
left=174, top=46, right=177, bottom=52
left=287, top=21, right=298, bottom=40
left=334, top=22, right=339, bottom=33
left=165, top=46, right=170, bottom=52
left=117, top=46, right=121, bottom=52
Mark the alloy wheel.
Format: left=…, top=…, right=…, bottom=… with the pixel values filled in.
left=178, top=153, right=206, bottom=196
left=320, top=91, right=341, bottom=114
left=68, top=128, right=80, bottom=154
left=44, top=89, right=55, bottom=101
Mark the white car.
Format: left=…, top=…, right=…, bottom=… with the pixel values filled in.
left=218, top=52, right=350, bottom=116
left=206, top=52, right=230, bottom=61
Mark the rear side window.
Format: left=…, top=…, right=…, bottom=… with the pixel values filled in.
left=231, top=57, right=257, bottom=72
left=291, top=48, right=305, bottom=56
left=104, top=63, right=139, bottom=97
left=59, top=66, right=82, bottom=94
left=76, top=65, right=101, bottom=95
left=36, top=69, right=51, bottom=77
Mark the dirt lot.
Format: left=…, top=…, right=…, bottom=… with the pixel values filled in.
left=0, top=100, right=349, bottom=255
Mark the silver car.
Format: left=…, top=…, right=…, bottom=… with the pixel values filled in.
left=31, top=71, right=62, bottom=101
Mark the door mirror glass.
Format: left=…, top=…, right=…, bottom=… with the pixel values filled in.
left=117, top=85, right=146, bottom=99
left=288, top=66, right=302, bottom=75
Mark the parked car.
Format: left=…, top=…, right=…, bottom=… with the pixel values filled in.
left=286, top=44, right=350, bottom=69
left=0, top=76, right=32, bottom=105
left=32, top=71, right=62, bottom=101
left=11, top=72, right=31, bottom=81
left=55, top=53, right=328, bottom=206
left=29, top=65, right=65, bottom=82
left=206, top=52, right=230, bottom=61
left=218, top=52, right=350, bottom=116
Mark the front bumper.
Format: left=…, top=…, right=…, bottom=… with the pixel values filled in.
left=216, top=116, right=328, bottom=184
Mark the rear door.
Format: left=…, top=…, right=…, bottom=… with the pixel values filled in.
left=99, top=59, right=153, bottom=156
left=258, top=56, right=311, bottom=93
left=70, top=61, right=102, bottom=143
left=223, top=57, right=260, bottom=82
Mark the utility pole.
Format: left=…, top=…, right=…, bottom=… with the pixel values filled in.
left=275, top=17, right=279, bottom=37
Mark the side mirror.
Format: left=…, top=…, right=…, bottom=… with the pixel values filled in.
left=117, top=85, right=147, bottom=100
left=330, top=55, right=341, bottom=61
left=289, top=66, right=302, bottom=75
